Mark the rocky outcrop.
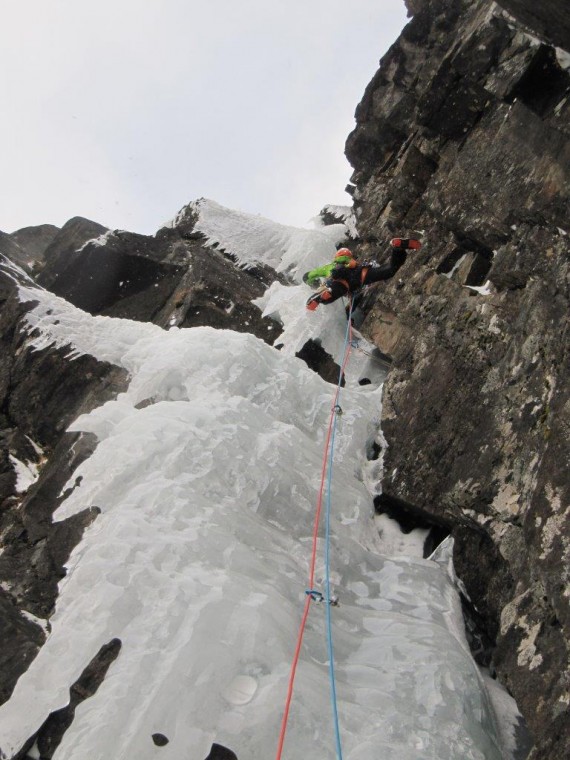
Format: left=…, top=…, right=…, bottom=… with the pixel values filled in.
left=347, top=1, right=569, bottom=757
left=0, top=235, right=31, bottom=274
left=9, top=226, right=60, bottom=266
left=36, top=211, right=280, bottom=344
left=0, top=225, right=60, bottom=274
left=495, top=0, right=570, bottom=50
left=37, top=217, right=109, bottom=282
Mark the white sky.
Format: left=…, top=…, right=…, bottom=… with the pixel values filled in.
left=1, top=0, right=408, bottom=235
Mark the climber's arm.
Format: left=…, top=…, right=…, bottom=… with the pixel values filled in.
left=305, top=263, right=334, bottom=286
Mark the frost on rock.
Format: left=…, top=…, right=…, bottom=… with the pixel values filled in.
left=0, top=280, right=506, bottom=760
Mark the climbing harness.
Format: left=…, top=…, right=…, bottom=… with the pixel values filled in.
left=275, top=299, right=354, bottom=760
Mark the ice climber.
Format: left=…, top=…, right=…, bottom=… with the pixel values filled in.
left=304, top=238, right=421, bottom=312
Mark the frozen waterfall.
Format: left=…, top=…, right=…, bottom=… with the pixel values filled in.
left=0, top=206, right=518, bottom=759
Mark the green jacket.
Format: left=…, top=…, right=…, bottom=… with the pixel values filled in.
left=305, top=255, right=354, bottom=286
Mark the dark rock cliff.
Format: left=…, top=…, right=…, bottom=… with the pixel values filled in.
left=495, top=0, right=570, bottom=50
left=346, top=1, right=569, bottom=757
left=35, top=208, right=278, bottom=343
left=0, top=225, right=60, bottom=272
left=0, top=234, right=30, bottom=274
left=10, top=225, right=60, bottom=264
left=38, top=217, right=109, bottom=281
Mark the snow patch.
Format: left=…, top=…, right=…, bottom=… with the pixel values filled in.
left=26, top=742, right=41, bottom=760
left=0, top=254, right=39, bottom=288
left=77, top=230, right=114, bottom=253
left=444, top=253, right=467, bottom=279
left=21, top=610, right=49, bottom=634
left=556, top=47, right=570, bottom=70
left=25, top=436, right=44, bottom=457
left=9, top=454, right=39, bottom=493
left=466, top=280, right=493, bottom=295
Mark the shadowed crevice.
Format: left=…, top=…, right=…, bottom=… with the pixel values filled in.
left=15, top=638, right=122, bottom=760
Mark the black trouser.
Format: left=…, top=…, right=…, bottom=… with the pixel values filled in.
left=324, top=248, right=407, bottom=304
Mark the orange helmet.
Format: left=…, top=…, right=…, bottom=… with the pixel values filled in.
left=335, top=247, right=354, bottom=259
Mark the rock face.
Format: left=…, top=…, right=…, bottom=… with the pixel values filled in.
left=347, top=1, right=569, bottom=757
left=0, top=225, right=60, bottom=273
left=9, top=225, right=60, bottom=264
left=0, top=234, right=28, bottom=271
left=38, top=216, right=109, bottom=281
left=36, top=209, right=279, bottom=344
left=495, top=0, right=570, bottom=50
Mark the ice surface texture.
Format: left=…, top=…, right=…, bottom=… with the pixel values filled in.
left=0, top=251, right=503, bottom=759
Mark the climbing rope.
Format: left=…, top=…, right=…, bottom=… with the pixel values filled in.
left=324, top=300, right=353, bottom=760
left=275, top=300, right=354, bottom=760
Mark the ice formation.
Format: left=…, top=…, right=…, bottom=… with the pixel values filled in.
left=0, top=209, right=516, bottom=760
left=172, top=198, right=347, bottom=278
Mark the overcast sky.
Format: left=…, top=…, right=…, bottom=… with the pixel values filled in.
left=1, top=0, right=408, bottom=235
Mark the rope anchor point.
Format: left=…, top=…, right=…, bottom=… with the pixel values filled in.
left=305, top=589, right=340, bottom=606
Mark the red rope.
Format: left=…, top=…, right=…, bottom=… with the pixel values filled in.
left=275, top=314, right=353, bottom=760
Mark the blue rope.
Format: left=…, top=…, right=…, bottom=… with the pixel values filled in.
left=324, top=298, right=353, bottom=760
